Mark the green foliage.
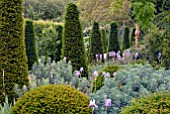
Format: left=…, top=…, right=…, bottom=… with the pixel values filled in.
left=101, top=29, right=107, bottom=53
left=92, top=65, right=120, bottom=92
left=56, top=25, right=63, bottom=62
left=130, top=28, right=135, bottom=46
left=90, top=63, right=170, bottom=113
left=108, top=22, right=120, bottom=52
left=34, top=20, right=63, bottom=62
left=30, top=56, right=89, bottom=93
left=120, top=92, right=170, bottom=114
left=10, top=84, right=91, bottom=114
left=122, top=26, right=130, bottom=51
left=89, top=21, right=104, bottom=62
left=24, top=0, right=73, bottom=21
left=130, top=0, right=156, bottom=31
left=0, top=0, right=29, bottom=103
left=25, top=19, right=38, bottom=70
left=0, top=96, right=14, bottom=114
left=63, top=3, right=88, bottom=77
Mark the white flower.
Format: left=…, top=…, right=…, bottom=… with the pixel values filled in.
left=88, top=99, right=98, bottom=108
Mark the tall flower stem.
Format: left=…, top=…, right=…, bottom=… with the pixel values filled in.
left=2, top=69, right=5, bottom=96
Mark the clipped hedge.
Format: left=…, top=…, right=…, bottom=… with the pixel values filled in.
left=25, top=19, right=38, bottom=70
left=0, top=0, right=29, bottom=103
left=11, top=84, right=91, bottom=114
left=120, top=92, right=170, bottom=114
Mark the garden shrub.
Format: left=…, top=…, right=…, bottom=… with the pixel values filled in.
left=120, top=92, right=170, bottom=114
left=11, top=84, right=91, bottom=114
left=25, top=19, right=38, bottom=70
left=63, top=3, right=88, bottom=77
left=90, top=63, right=170, bottom=113
left=89, top=21, right=104, bottom=62
left=130, top=28, right=135, bottom=46
left=34, top=20, right=63, bottom=62
left=0, top=0, right=29, bottom=103
left=122, top=26, right=130, bottom=51
left=92, top=65, right=120, bottom=93
left=108, top=22, right=120, bottom=53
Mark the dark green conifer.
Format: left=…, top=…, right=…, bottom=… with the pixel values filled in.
left=25, top=19, right=38, bottom=70
left=63, top=3, right=88, bottom=77
left=108, top=22, right=120, bottom=52
left=0, top=0, right=29, bottom=103
left=122, top=26, right=130, bottom=50
left=89, top=21, right=104, bottom=62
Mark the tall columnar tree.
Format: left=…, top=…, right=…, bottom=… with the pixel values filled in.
left=89, top=21, right=104, bottom=62
left=108, top=22, right=120, bottom=52
left=55, top=25, right=63, bottom=62
left=101, top=29, right=107, bottom=53
left=25, top=19, right=38, bottom=70
left=122, top=26, right=130, bottom=51
left=63, top=3, right=88, bottom=77
left=0, top=0, right=29, bottom=103
left=130, top=28, right=135, bottom=46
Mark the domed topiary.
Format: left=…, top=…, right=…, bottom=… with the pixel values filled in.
left=120, top=92, right=170, bottom=114
left=11, top=84, right=91, bottom=114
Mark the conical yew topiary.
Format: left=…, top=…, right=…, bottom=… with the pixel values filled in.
left=108, top=22, right=120, bottom=53
left=0, top=0, right=29, bottom=103
left=63, top=3, right=88, bottom=77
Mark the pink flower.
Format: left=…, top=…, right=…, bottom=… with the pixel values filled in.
left=105, top=99, right=112, bottom=107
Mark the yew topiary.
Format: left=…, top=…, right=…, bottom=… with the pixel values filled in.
left=120, top=92, right=170, bottom=114
left=10, top=84, right=91, bottom=114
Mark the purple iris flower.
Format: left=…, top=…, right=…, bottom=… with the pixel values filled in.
left=117, top=54, right=122, bottom=60
left=100, top=54, right=102, bottom=60
left=134, top=52, right=139, bottom=60
left=158, top=52, right=161, bottom=59
left=88, top=99, right=98, bottom=108
left=102, top=71, right=107, bottom=76
left=75, top=71, right=81, bottom=77
left=105, top=99, right=112, bottom=107
left=80, top=67, right=84, bottom=73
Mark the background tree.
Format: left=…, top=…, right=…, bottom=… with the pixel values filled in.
left=130, top=28, right=135, bottom=46
left=108, top=22, right=120, bottom=52
left=89, top=21, right=104, bottom=62
left=101, top=29, right=107, bottom=53
left=55, top=25, right=63, bottom=62
left=25, top=19, right=38, bottom=70
left=0, top=0, right=29, bottom=103
left=63, top=3, right=88, bottom=77
left=122, top=26, right=130, bottom=50
left=24, top=0, right=73, bottom=21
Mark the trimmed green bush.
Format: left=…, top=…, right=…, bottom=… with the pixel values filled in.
left=89, top=21, right=104, bottom=62
left=108, top=22, right=120, bottom=52
left=25, top=19, right=38, bottom=70
left=101, top=29, right=107, bottom=53
left=10, top=84, right=91, bottom=114
left=130, top=28, right=135, bottom=46
left=63, top=3, right=88, bottom=77
left=122, top=26, right=130, bottom=51
left=55, top=25, right=63, bottom=62
left=120, top=92, right=170, bottom=114
left=0, top=0, right=29, bottom=103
